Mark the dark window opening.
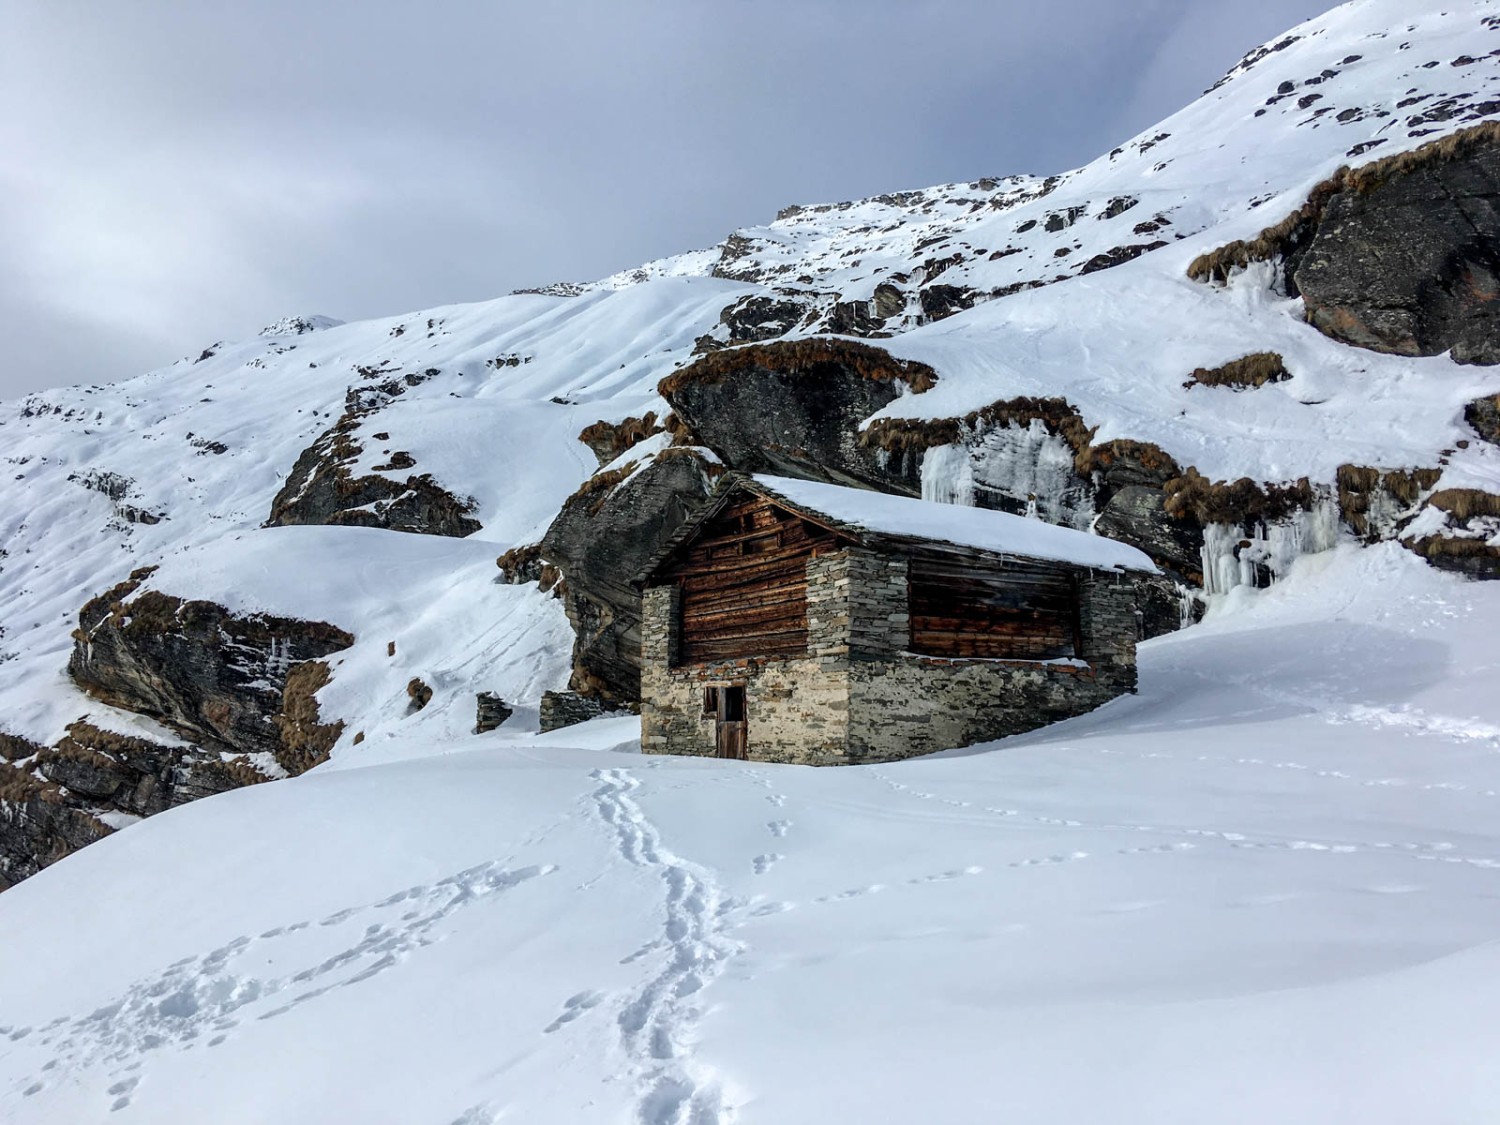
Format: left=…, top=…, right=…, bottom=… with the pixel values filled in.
left=702, top=686, right=720, bottom=715
left=720, top=686, right=746, bottom=723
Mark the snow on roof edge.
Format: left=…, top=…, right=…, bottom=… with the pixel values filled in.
left=751, top=474, right=1158, bottom=574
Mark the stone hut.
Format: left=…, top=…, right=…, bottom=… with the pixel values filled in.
left=637, top=473, right=1155, bottom=766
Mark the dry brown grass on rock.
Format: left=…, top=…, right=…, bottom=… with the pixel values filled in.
left=1428, top=488, right=1500, bottom=521
left=275, top=660, right=345, bottom=775
left=659, top=338, right=938, bottom=398
left=0, top=762, right=62, bottom=804
left=1163, top=467, right=1313, bottom=525
left=1184, top=352, right=1291, bottom=390
left=577, top=412, right=665, bottom=465
left=862, top=396, right=1093, bottom=456
left=1336, top=464, right=1442, bottom=539
left=1075, top=438, right=1183, bottom=479
left=1188, top=121, right=1500, bottom=284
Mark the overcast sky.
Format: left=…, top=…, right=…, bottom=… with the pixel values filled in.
left=0, top=0, right=1322, bottom=399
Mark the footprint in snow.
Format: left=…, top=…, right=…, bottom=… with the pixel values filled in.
left=752, top=854, right=782, bottom=875
left=767, top=820, right=791, bottom=838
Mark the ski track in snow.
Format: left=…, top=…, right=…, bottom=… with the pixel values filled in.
left=586, top=768, right=742, bottom=1125
left=3, top=860, right=555, bottom=1111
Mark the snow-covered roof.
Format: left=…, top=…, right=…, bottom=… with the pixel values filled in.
left=751, top=475, right=1156, bottom=573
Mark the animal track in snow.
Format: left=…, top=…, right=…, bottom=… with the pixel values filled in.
left=589, top=768, right=740, bottom=1124
left=8, top=859, right=554, bottom=1105
left=753, top=853, right=782, bottom=875
left=767, top=820, right=791, bottom=838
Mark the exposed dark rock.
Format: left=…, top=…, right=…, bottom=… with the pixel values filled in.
left=1099, top=196, right=1139, bottom=220
left=824, top=299, right=891, bottom=338
left=717, top=294, right=810, bottom=346
left=69, top=568, right=354, bottom=760
left=476, top=693, right=513, bottom=733
left=871, top=283, right=906, bottom=320
left=265, top=408, right=481, bottom=537
left=1296, top=131, right=1500, bottom=363
left=660, top=339, right=937, bottom=491
left=918, top=284, right=977, bottom=322
left=540, top=691, right=606, bottom=732
left=0, top=767, right=111, bottom=891
left=1080, top=241, right=1168, bottom=274
left=1094, top=485, right=1205, bottom=579
left=540, top=450, right=721, bottom=702
left=1464, top=393, right=1500, bottom=445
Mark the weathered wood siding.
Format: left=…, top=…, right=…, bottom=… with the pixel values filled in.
left=660, top=496, right=844, bottom=665
left=907, top=553, right=1078, bottom=660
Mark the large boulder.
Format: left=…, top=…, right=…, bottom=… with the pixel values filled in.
left=659, top=339, right=937, bottom=491
left=69, top=567, right=354, bottom=769
left=539, top=451, right=720, bottom=703
left=1191, top=123, right=1500, bottom=365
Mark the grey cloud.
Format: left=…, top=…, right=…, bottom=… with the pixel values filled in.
left=0, top=0, right=1324, bottom=398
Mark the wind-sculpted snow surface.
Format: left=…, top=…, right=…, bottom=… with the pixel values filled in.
left=4, top=546, right=1500, bottom=1122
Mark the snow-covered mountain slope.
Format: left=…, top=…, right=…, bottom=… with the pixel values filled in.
left=600, top=0, right=1500, bottom=331
left=3, top=0, right=1497, bottom=763
left=5, top=546, right=1500, bottom=1124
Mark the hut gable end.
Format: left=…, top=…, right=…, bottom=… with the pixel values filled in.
left=658, top=494, right=847, bottom=665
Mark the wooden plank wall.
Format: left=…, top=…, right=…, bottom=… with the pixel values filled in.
left=908, top=553, right=1078, bottom=660
left=660, top=497, right=842, bottom=665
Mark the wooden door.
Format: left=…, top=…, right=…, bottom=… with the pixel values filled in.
left=715, top=686, right=748, bottom=760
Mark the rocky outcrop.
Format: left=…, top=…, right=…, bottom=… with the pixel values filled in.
left=659, top=339, right=937, bottom=491
left=577, top=412, right=670, bottom=466
left=0, top=763, right=112, bottom=891
left=1191, top=122, right=1500, bottom=365
left=69, top=567, right=354, bottom=766
left=1, top=721, right=274, bottom=890
left=1405, top=488, right=1500, bottom=579
left=266, top=408, right=481, bottom=536
left=693, top=293, right=814, bottom=353
left=540, top=450, right=720, bottom=702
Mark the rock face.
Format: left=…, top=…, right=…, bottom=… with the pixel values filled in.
left=0, top=765, right=113, bottom=891
left=69, top=568, right=354, bottom=771
left=266, top=408, right=481, bottom=536
left=1, top=721, right=273, bottom=890
left=659, top=339, right=937, bottom=491
left=1295, top=133, right=1500, bottom=363
left=540, top=450, right=720, bottom=702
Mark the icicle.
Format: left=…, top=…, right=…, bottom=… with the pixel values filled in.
left=920, top=443, right=975, bottom=506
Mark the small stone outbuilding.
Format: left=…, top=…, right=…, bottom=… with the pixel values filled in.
left=638, top=473, right=1156, bottom=766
